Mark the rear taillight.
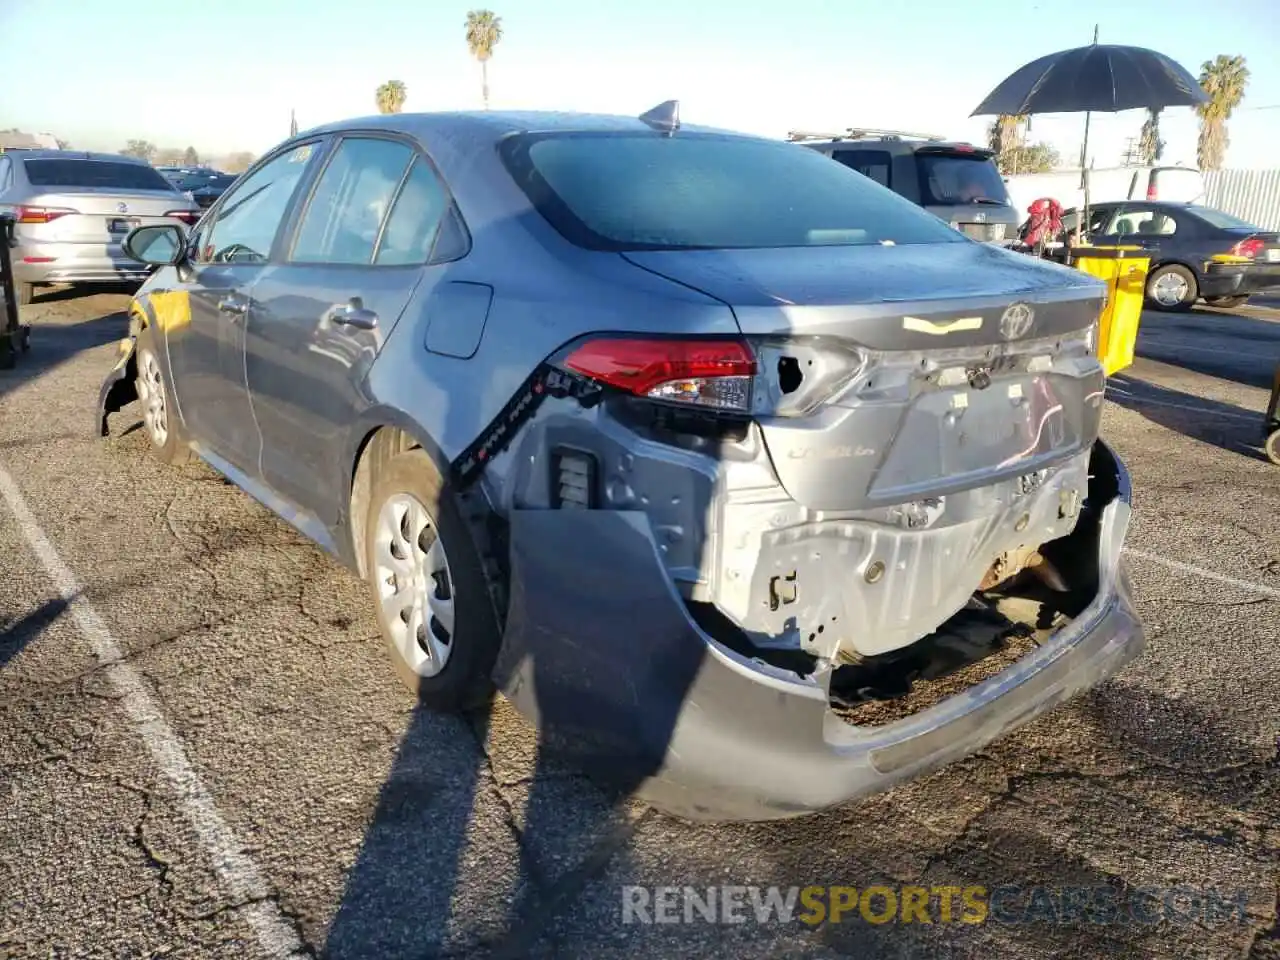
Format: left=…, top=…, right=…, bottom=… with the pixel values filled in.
left=563, top=337, right=757, bottom=412
left=14, top=204, right=77, bottom=224
left=166, top=209, right=201, bottom=226
left=1146, top=181, right=1157, bottom=200
left=1230, top=237, right=1264, bottom=259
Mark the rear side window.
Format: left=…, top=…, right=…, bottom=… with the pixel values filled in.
left=22, top=159, right=174, bottom=192
left=831, top=149, right=893, bottom=188
left=291, top=137, right=414, bottom=265
left=916, top=154, right=1009, bottom=206
left=375, top=159, right=451, bottom=265
left=500, top=132, right=964, bottom=251
left=1188, top=207, right=1257, bottom=231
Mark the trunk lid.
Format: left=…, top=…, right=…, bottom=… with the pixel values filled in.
left=22, top=188, right=192, bottom=243
left=623, top=241, right=1107, bottom=512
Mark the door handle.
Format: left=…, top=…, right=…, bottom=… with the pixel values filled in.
left=326, top=301, right=378, bottom=330
left=217, top=295, right=248, bottom=317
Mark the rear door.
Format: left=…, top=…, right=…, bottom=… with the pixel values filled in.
left=247, top=134, right=458, bottom=520
left=167, top=142, right=326, bottom=470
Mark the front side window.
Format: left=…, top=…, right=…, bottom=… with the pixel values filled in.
left=200, top=143, right=319, bottom=264
left=291, top=137, right=415, bottom=265
left=499, top=132, right=964, bottom=251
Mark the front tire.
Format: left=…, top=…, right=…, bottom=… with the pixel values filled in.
left=134, top=325, right=191, bottom=465
left=1145, top=264, right=1198, bottom=312
left=364, top=448, right=501, bottom=710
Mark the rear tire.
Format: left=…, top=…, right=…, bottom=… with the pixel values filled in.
left=134, top=325, right=191, bottom=465
left=364, top=448, right=501, bottom=711
left=1145, top=264, right=1198, bottom=312
left=1204, top=294, right=1249, bottom=309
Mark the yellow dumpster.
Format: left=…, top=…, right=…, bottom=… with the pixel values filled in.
left=1066, top=245, right=1150, bottom=377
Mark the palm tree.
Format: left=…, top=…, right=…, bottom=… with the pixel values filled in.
left=1195, top=55, right=1249, bottom=171
left=375, top=80, right=408, bottom=115
left=986, top=114, right=1026, bottom=174
left=465, top=9, right=503, bottom=109
left=1138, top=108, right=1164, bottom=164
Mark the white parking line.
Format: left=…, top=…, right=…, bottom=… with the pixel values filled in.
left=0, top=463, right=306, bottom=959
left=1126, top=547, right=1280, bottom=600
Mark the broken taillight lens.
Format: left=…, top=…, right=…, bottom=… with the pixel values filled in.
left=563, top=337, right=757, bottom=412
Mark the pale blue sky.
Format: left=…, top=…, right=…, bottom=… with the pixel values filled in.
left=3, top=0, right=1277, bottom=169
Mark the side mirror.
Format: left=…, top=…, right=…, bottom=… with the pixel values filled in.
left=122, top=224, right=186, bottom=266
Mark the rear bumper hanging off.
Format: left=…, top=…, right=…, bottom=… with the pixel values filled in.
left=492, top=439, right=1144, bottom=822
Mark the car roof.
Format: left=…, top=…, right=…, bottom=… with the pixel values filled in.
left=299, top=109, right=760, bottom=145
left=13, top=148, right=151, bottom=164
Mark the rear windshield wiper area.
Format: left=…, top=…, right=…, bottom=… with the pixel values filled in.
left=968, top=197, right=1009, bottom=205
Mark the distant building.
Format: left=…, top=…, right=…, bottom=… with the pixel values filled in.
left=0, top=130, right=61, bottom=150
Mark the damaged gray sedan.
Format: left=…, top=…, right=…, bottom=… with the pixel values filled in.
left=97, top=103, right=1144, bottom=822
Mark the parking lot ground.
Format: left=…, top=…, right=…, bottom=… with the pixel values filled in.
left=1, top=289, right=1277, bottom=960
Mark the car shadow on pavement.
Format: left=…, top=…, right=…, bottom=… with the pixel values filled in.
left=1136, top=307, right=1280, bottom=391
left=1106, top=374, right=1269, bottom=462
left=321, top=530, right=708, bottom=959
left=0, top=297, right=129, bottom=405
left=0, top=596, right=70, bottom=671
left=23, top=282, right=140, bottom=307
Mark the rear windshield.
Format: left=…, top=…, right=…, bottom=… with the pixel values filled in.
left=916, top=153, right=1010, bottom=206
left=1187, top=206, right=1258, bottom=231
left=23, top=159, right=174, bottom=192
left=499, top=132, right=965, bottom=251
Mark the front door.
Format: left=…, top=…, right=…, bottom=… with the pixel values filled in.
left=167, top=141, right=324, bottom=472
left=247, top=136, right=456, bottom=522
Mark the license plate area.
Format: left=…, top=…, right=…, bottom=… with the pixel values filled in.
left=869, top=376, right=1077, bottom=499
left=109, top=217, right=141, bottom=234
left=1265, top=248, right=1280, bottom=263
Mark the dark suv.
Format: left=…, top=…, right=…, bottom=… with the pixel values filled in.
left=790, top=128, right=1019, bottom=245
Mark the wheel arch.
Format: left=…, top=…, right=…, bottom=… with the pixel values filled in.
left=1144, top=259, right=1201, bottom=302
left=345, top=411, right=450, bottom=580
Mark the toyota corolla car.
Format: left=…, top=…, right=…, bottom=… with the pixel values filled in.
left=0, top=150, right=201, bottom=304
left=96, top=104, right=1144, bottom=822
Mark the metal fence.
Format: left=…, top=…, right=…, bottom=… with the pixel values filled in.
left=1203, top=169, right=1280, bottom=231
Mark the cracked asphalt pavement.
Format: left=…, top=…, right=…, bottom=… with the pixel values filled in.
left=1, top=286, right=1277, bottom=959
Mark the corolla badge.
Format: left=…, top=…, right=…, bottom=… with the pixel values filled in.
left=116, top=201, right=128, bottom=213
left=999, top=302, right=1035, bottom=340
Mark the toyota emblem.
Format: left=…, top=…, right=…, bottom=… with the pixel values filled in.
left=999, top=302, right=1034, bottom=340
left=116, top=201, right=128, bottom=213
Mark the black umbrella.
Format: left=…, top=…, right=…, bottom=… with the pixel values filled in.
left=972, top=33, right=1208, bottom=242
left=970, top=43, right=1208, bottom=117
